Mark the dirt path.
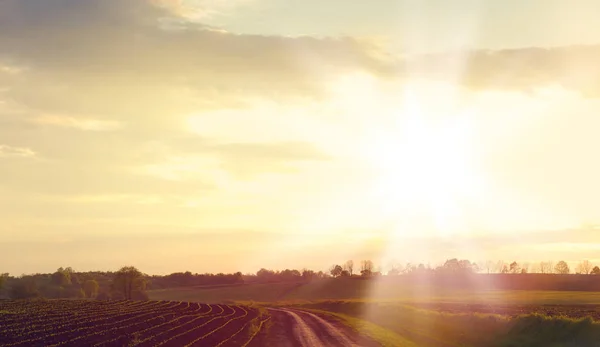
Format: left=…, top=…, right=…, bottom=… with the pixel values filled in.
left=248, top=308, right=380, bottom=347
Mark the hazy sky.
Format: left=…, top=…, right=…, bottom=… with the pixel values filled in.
left=2, top=0, right=600, bottom=275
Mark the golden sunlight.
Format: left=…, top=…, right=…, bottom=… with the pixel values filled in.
left=333, top=78, right=488, bottom=236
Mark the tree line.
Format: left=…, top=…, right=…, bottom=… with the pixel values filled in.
left=326, top=259, right=600, bottom=277
left=0, top=266, right=148, bottom=300
left=2, top=258, right=599, bottom=300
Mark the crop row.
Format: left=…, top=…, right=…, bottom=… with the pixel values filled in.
left=0, top=300, right=266, bottom=347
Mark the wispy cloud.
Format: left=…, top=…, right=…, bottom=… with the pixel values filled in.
left=32, top=115, right=123, bottom=131
left=0, top=144, right=36, bottom=158
left=406, top=46, right=600, bottom=96
left=153, top=0, right=255, bottom=20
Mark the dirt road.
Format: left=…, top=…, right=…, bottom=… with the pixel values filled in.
left=248, top=308, right=380, bottom=347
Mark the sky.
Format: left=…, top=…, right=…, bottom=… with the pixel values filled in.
left=2, top=0, right=600, bottom=275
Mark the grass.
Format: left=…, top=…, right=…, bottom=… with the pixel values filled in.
left=304, top=308, right=418, bottom=347
left=285, top=300, right=600, bottom=347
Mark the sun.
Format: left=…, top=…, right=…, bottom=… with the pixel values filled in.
left=331, top=74, right=485, bottom=236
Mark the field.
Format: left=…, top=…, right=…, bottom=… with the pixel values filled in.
left=147, top=280, right=600, bottom=346
left=5, top=280, right=600, bottom=347
left=0, top=300, right=269, bottom=347
left=147, top=278, right=600, bottom=305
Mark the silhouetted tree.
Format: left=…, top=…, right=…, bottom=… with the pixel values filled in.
left=576, top=260, right=593, bottom=274
left=437, top=259, right=475, bottom=274
left=330, top=265, right=343, bottom=278
left=591, top=266, right=600, bottom=275
left=484, top=260, right=495, bottom=274
left=10, top=277, right=39, bottom=299
left=509, top=262, right=520, bottom=274
left=51, top=269, right=71, bottom=286
left=495, top=261, right=505, bottom=274
left=301, top=269, right=315, bottom=281
left=344, top=260, right=354, bottom=276
left=0, top=273, right=7, bottom=291
left=113, top=266, right=146, bottom=300
left=360, top=260, right=374, bottom=277
left=83, top=279, right=99, bottom=298
left=554, top=261, right=570, bottom=274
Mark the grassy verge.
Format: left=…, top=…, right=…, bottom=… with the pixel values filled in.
left=285, top=301, right=600, bottom=347
left=303, top=308, right=418, bottom=347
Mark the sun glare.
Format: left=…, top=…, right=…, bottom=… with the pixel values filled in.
left=330, top=75, right=486, bottom=236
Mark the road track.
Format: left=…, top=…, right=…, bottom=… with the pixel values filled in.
left=266, top=308, right=375, bottom=347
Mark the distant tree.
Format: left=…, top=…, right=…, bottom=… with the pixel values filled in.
left=521, top=262, right=530, bottom=274
left=360, top=260, right=374, bottom=277
left=437, top=259, right=475, bottom=274
left=51, top=269, right=72, bottom=286
left=301, top=269, right=315, bottom=282
left=509, top=262, right=520, bottom=274
left=554, top=261, right=570, bottom=275
left=256, top=268, right=276, bottom=282
left=576, top=260, right=593, bottom=275
left=405, top=263, right=417, bottom=274
left=591, top=266, right=600, bottom=275
left=83, top=279, right=99, bottom=298
left=330, top=265, right=343, bottom=278
left=344, top=260, right=354, bottom=276
left=10, top=277, right=39, bottom=299
left=540, top=261, right=552, bottom=274
left=501, top=265, right=509, bottom=274
left=0, top=273, right=7, bottom=291
left=340, top=270, right=350, bottom=277
left=495, top=261, right=505, bottom=274
left=77, top=288, right=86, bottom=298
left=112, top=266, right=146, bottom=300
left=484, top=260, right=494, bottom=274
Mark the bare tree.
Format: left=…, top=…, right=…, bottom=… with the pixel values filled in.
left=485, top=260, right=495, bottom=274
left=344, top=260, right=354, bottom=276
left=521, top=262, right=530, bottom=274
left=389, top=262, right=404, bottom=275
left=576, top=260, right=593, bottom=274
left=540, top=261, right=553, bottom=274
left=495, top=261, right=505, bottom=274
left=360, top=260, right=374, bottom=276
left=554, top=261, right=570, bottom=275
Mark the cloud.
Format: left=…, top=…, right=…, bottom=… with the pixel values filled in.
left=407, top=45, right=600, bottom=97
left=0, top=145, right=36, bottom=158
left=31, top=115, right=123, bottom=131
left=0, top=0, right=391, bottom=122
left=138, top=140, right=329, bottom=180
left=153, top=0, right=255, bottom=20
left=0, top=0, right=390, bottom=194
